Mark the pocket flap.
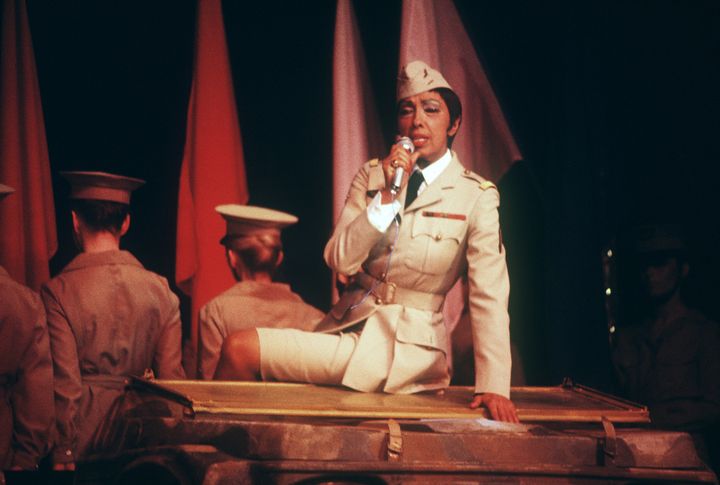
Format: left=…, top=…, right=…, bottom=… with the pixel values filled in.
left=411, top=213, right=464, bottom=242
left=396, top=319, right=446, bottom=352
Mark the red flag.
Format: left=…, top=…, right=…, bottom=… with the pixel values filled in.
left=333, top=0, right=384, bottom=223
left=176, top=0, right=249, bottom=370
left=0, top=0, right=57, bottom=290
left=399, top=0, right=522, bottom=335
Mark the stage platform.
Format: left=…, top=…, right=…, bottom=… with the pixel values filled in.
left=143, top=378, right=650, bottom=423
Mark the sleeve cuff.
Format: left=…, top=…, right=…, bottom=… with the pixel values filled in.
left=366, top=192, right=401, bottom=232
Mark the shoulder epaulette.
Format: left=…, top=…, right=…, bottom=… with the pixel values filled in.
left=461, top=169, right=496, bottom=190
left=369, top=159, right=379, bottom=167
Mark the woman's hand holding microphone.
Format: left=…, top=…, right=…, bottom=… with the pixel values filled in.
left=380, top=137, right=418, bottom=204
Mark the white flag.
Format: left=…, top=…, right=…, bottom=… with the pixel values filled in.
left=333, top=0, right=384, bottom=224
left=332, top=0, right=386, bottom=301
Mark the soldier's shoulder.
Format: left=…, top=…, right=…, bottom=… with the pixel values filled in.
left=198, top=295, right=219, bottom=321
left=459, top=168, right=497, bottom=191
left=348, top=158, right=381, bottom=182
left=136, top=268, right=180, bottom=302
left=683, top=309, right=720, bottom=334
left=1, top=276, right=42, bottom=314
left=40, top=271, right=65, bottom=295
left=354, top=158, right=382, bottom=173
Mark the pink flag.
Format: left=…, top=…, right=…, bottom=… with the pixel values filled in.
left=333, top=0, right=384, bottom=224
left=176, top=0, right=249, bottom=373
left=399, top=0, right=522, bottom=182
left=332, top=0, right=385, bottom=301
left=0, top=0, right=57, bottom=290
left=399, top=0, right=522, bottom=334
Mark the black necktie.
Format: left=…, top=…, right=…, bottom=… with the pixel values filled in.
left=404, top=170, right=425, bottom=208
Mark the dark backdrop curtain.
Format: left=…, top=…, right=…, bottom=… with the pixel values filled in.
left=19, top=0, right=720, bottom=389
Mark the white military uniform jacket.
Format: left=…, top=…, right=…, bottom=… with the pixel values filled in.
left=321, top=152, right=511, bottom=397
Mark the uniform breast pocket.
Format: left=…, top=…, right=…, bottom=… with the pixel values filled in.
left=404, top=216, right=465, bottom=275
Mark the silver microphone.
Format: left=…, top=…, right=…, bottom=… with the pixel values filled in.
left=390, top=136, right=415, bottom=194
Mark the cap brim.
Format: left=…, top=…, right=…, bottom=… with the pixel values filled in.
left=61, top=171, right=145, bottom=204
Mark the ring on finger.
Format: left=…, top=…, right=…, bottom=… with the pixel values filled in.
left=391, top=160, right=399, bottom=168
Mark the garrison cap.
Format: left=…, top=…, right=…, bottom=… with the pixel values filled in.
left=629, top=223, right=686, bottom=254
left=397, top=60, right=453, bottom=101
left=61, top=171, right=145, bottom=204
left=216, top=204, right=297, bottom=245
left=0, top=184, right=14, bottom=200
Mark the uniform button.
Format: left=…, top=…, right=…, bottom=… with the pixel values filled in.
left=375, top=297, right=383, bottom=305
left=434, top=234, right=442, bottom=241
left=387, top=244, right=395, bottom=252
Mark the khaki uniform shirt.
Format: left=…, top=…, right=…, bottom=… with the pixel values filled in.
left=198, top=281, right=324, bottom=379
left=41, top=250, right=184, bottom=462
left=613, top=308, right=720, bottom=431
left=0, top=267, right=54, bottom=470
left=320, top=153, right=511, bottom=397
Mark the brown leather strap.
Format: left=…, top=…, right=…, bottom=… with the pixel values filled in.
left=354, top=272, right=445, bottom=312
left=387, top=419, right=403, bottom=461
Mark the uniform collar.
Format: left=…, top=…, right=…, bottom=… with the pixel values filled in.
left=404, top=152, right=464, bottom=212
left=416, top=149, right=452, bottom=187
left=232, top=280, right=291, bottom=292
left=61, top=250, right=143, bottom=273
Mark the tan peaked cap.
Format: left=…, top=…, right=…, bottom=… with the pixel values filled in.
left=0, top=183, right=15, bottom=200
left=397, top=60, right=453, bottom=100
left=61, top=171, right=145, bottom=204
left=216, top=204, right=298, bottom=243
